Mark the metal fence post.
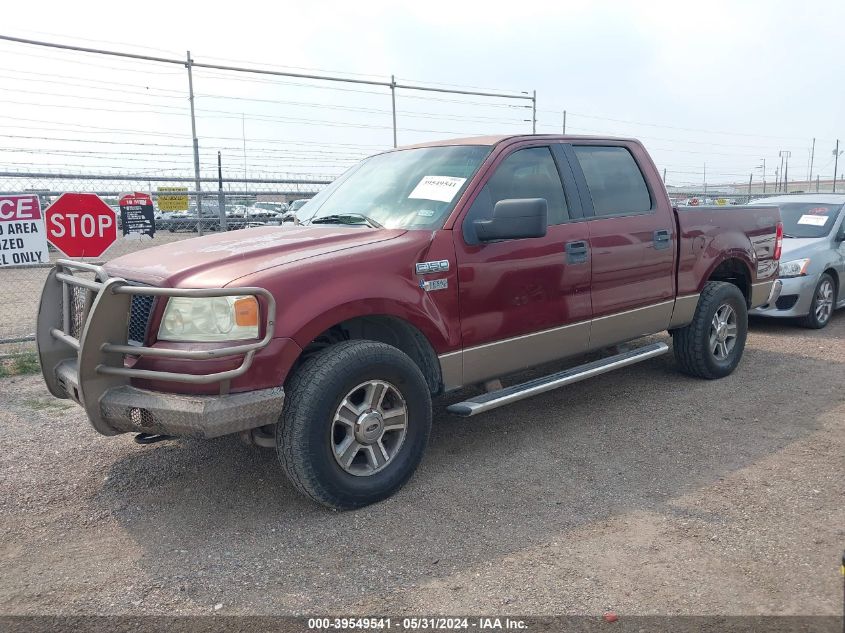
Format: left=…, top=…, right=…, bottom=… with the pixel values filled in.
left=185, top=50, right=203, bottom=236
left=217, top=151, right=227, bottom=231
left=391, top=75, right=398, bottom=149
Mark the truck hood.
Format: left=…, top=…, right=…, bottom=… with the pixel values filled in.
left=104, top=225, right=406, bottom=287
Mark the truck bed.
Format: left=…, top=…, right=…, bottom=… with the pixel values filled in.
left=674, top=205, right=781, bottom=298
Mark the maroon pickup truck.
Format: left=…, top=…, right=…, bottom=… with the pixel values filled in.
left=37, top=135, right=783, bottom=509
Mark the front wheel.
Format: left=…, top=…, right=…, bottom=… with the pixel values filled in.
left=672, top=281, right=748, bottom=379
left=278, top=340, right=432, bottom=510
left=798, top=273, right=835, bottom=329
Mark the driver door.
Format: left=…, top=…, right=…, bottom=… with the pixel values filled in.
left=452, top=143, right=592, bottom=385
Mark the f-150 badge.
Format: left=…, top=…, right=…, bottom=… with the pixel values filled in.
left=415, top=260, right=450, bottom=274
left=419, top=278, right=448, bottom=292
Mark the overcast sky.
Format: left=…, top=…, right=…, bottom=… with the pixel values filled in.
left=1, top=0, right=843, bottom=188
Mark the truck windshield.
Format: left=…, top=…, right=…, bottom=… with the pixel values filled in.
left=302, top=145, right=491, bottom=229
left=763, top=203, right=844, bottom=238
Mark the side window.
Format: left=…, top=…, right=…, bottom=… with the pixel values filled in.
left=573, top=146, right=652, bottom=217
left=463, top=147, right=568, bottom=242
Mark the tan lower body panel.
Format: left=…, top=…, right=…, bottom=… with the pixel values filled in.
left=667, top=293, right=701, bottom=329
left=750, top=280, right=775, bottom=308
left=458, top=321, right=590, bottom=387
left=588, top=300, right=674, bottom=350
left=440, top=299, right=679, bottom=390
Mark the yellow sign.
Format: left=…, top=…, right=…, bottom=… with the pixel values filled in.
left=715, top=198, right=727, bottom=206
left=157, top=187, right=189, bottom=211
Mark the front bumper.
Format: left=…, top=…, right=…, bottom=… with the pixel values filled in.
left=750, top=275, right=817, bottom=318
left=37, top=260, right=282, bottom=438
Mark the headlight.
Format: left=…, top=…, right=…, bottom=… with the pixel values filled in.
left=158, top=296, right=259, bottom=342
left=778, top=258, right=810, bottom=278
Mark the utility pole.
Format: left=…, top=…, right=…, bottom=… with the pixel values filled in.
left=748, top=173, right=753, bottom=200
left=185, top=50, right=203, bottom=236
left=390, top=74, right=397, bottom=148
left=662, top=168, right=666, bottom=183
left=834, top=140, right=841, bottom=193
left=562, top=110, right=567, bottom=134
left=756, top=158, right=766, bottom=194
left=217, top=151, right=227, bottom=231
left=531, top=90, right=537, bottom=134
left=808, top=138, right=815, bottom=185
left=242, top=113, right=248, bottom=195
left=774, top=167, right=779, bottom=192
left=703, top=163, right=707, bottom=196
left=783, top=151, right=790, bottom=193
left=816, top=175, right=820, bottom=192
left=778, top=151, right=785, bottom=192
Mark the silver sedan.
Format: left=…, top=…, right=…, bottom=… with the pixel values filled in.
left=749, top=194, right=845, bottom=328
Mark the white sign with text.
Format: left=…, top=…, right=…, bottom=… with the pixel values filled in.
left=0, top=195, right=50, bottom=267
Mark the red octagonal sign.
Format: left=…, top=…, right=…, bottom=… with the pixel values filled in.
left=46, top=193, right=118, bottom=258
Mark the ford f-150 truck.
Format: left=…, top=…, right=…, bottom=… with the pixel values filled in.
left=36, top=135, right=783, bottom=509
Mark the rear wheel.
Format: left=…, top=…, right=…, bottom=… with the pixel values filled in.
left=672, top=281, right=748, bottom=379
left=798, top=273, right=835, bottom=329
left=278, top=340, right=432, bottom=510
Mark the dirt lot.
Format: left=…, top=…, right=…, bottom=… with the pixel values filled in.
left=0, top=314, right=843, bottom=616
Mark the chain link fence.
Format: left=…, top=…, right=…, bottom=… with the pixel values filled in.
left=667, top=190, right=787, bottom=206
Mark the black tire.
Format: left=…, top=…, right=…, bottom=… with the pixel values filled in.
left=278, top=340, right=432, bottom=510
left=672, top=281, right=748, bottom=379
left=797, top=273, right=835, bottom=329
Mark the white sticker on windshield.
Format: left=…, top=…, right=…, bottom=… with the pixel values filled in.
left=797, top=214, right=827, bottom=226
left=408, top=176, right=466, bottom=203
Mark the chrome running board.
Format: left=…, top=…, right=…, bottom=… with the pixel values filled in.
left=447, top=342, right=669, bottom=417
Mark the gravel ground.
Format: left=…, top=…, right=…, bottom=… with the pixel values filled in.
left=0, top=313, right=843, bottom=616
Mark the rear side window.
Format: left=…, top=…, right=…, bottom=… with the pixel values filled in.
left=573, top=146, right=652, bottom=217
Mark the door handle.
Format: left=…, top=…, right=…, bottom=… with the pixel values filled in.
left=653, top=229, right=671, bottom=250
left=565, top=240, right=589, bottom=264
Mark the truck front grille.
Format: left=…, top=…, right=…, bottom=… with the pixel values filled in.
left=128, top=293, right=155, bottom=345
left=68, top=286, right=87, bottom=340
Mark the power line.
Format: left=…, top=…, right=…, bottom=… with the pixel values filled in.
left=540, top=109, right=828, bottom=143
left=0, top=68, right=187, bottom=95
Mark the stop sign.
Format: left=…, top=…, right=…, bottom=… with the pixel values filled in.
left=46, top=193, right=117, bottom=258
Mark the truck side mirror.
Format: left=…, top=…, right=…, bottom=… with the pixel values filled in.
left=473, top=198, right=548, bottom=242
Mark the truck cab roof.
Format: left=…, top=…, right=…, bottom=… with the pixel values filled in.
left=401, top=134, right=641, bottom=150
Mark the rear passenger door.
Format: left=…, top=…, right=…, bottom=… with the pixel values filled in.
left=564, top=142, right=676, bottom=348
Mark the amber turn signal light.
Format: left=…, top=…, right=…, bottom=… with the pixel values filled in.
left=234, top=296, right=259, bottom=327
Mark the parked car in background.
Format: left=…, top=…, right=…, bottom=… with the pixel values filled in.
left=748, top=194, right=845, bottom=328
left=285, top=198, right=311, bottom=222
left=166, top=211, right=218, bottom=233
left=154, top=211, right=181, bottom=231
left=37, top=135, right=782, bottom=510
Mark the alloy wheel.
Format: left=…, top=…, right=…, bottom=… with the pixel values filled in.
left=709, top=303, right=738, bottom=361
left=330, top=380, right=408, bottom=476
left=814, top=279, right=834, bottom=325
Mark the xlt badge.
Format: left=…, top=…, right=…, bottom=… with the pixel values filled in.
left=419, top=278, right=448, bottom=292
